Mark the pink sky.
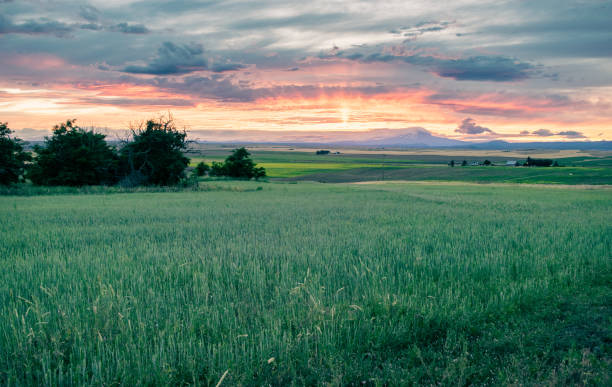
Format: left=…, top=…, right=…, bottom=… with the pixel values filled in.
left=1, top=1, right=611, bottom=142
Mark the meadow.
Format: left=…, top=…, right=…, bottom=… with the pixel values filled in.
left=1, top=181, right=610, bottom=385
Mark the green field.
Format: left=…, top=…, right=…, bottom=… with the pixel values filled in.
left=1, top=181, right=610, bottom=385
left=189, top=147, right=612, bottom=184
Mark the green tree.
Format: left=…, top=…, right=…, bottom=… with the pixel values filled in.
left=461, top=160, right=467, bottom=166
left=194, top=161, right=210, bottom=176
left=209, top=161, right=227, bottom=177
left=209, top=147, right=266, bottom=179
left=483, top=159, right=492, bottom=166
left=28, top=120, right=118, bottom=186
left=119, top=116, right=189, bottom=186
left=0, top=122, right=31, bottom=185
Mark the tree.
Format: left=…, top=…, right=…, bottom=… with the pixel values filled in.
left=194, top=161, right=210, bottom=176
left=209, top=161, right=227, bottom=177
left=209, top=147, right=266, bottom=179
left=28, top=120, right=118, bottom=186
left=483, top=159, right=492, bottom=166
left=461, top=160, right=467, bottom=166
left=0, top=122, right=31, bottom=185
left=119, top=116, right=189, bottom=186
left=525, top=156, right=553, bottom=167
left=448, top=160, right=455, bottom=167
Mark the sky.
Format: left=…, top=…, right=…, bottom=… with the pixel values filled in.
left=1, top=0, right=611, bottom=142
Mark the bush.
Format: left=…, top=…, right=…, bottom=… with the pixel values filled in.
left=119, top=116, right=189, bottom=186
left=194, top=161, right=210, bottom=176
left=0, top=122, right=31, bottom=185
left=28, top=120, right=118, bottom=186
left=209, top=147, right=266, bottom=179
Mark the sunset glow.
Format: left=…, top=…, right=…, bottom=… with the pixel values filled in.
left=1, top=1, right=611, bottom=142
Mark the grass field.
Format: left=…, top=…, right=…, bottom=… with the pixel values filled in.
left=189, top=146, right=612, bottom=184
left=1, top=181, right=610, bottom=385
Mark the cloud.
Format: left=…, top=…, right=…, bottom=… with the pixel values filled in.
left=210, top=62, right=246, bottom=73
left=0, top=14, right=73, bottom=37
left=79, top=23, right=103, bottom=31
left=455, top=118, right=494, bottom=134
left=557, top=130, right=586, bottom=138
left=425, top=56, right=534, bottom=82
left=531, top=129, right=586, bottom=138
left=355, top=50, right=535, bottom=82
left=391, top=21, right=451, bottom=40
left=109, top=23, right=149, bottom=34
left=79, top=5, right=100, bottom=22
left=532, top=128, right=554, bottom=136
left=122, top=42, right=209, bottom=75
left=532, top=129, right=586, bottom=138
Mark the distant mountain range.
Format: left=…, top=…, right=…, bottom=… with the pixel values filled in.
left=191, top=127, right=612, bottom=150
left=16, top=126, right=612, bottom=150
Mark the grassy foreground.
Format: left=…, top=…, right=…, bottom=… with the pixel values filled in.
left=1, top=181, right=611, bottom=385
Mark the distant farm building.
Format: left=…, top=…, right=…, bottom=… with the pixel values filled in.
left=506, top=160, right=518, bottom=166
left=470, top=161, right=480, bottom=166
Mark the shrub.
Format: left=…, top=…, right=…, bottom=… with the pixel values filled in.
left=28, top=120, right=118, bottom=186
left=119, top=116, right=189, bottom=186
left=0, top=122, right=31, bottom=185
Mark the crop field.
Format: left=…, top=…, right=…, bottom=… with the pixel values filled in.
left=190, top=146, right=612, bottom=184
left=1, top=181, right=610, bottom=385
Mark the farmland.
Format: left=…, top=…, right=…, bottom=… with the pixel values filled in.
left=189, top=145, right=612, bottom=184
left=1, top=181, right=610, bottom=385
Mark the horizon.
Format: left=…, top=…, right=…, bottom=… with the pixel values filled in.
left=1, top=1, right=611, bottom=142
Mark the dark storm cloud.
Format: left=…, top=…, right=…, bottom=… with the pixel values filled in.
left=455, top=118, right=494, bottom=134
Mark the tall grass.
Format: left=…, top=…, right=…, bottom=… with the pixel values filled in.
left=0, top=182, right=610, bottom=385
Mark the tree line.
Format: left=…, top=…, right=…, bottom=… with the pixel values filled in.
left=0, top=117, right=265, bottom=187
left=448, top=157, right=559, bottom=167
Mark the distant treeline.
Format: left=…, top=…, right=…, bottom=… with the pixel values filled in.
left=0, top=117, right=265, bottom=187
left=449, top=157, right=558, bottom=167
